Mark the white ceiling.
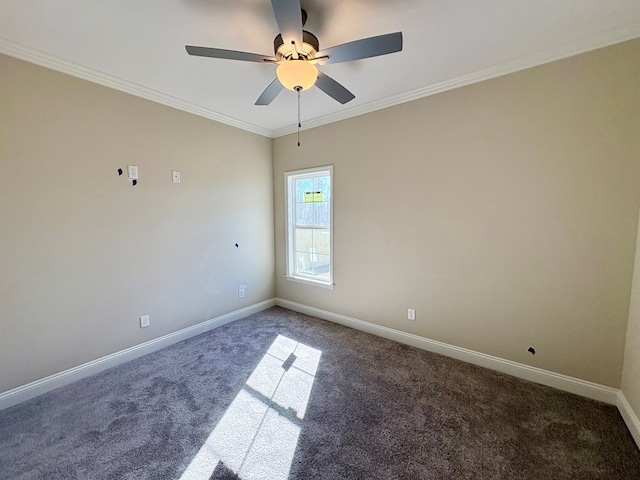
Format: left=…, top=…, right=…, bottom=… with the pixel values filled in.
left=1, top=1, right=640, bottom=137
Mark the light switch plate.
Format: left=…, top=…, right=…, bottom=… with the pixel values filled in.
left=128, top=165, right=138, bottom=179
left=172, top=170, right=181, bottom=183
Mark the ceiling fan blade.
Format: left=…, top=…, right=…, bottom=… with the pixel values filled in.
left=185, top=46, right=275, bottom=63
left=317, top=32, right=403, bottom=64
left=255, top=78, right=284, bottom=105
left=271, top=0, right=303, bottom=49
left=315, top=71, right=355, bottom=104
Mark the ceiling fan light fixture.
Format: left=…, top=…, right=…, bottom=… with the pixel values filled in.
left=276, top=60, right=318, bottom=91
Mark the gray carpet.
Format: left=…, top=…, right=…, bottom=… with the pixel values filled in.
left=1, top=306, right=639, bottom=479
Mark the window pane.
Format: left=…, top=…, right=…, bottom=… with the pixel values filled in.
left=295, top=178, right=313, bottom=203
left=295, top=203, right=314, bottom=226
left=295, top=227, right=330, bottom=277
left=295, top=252, right=330, bottom=278
left=314, top=201, right=330, bottom=226
left=295, top=252, right=313, bottom=275
left=296, top=202, right=330, bottom=226
left=314, top=176, right=331, bottom=202
left=311, top=253, right=331, bottom=278
left=313, top=230, right=330, bottom=255
left=295, top=228, right=313, bottom=252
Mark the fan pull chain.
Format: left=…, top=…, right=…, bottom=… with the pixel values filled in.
left=296, top=86, right=301, bottom=147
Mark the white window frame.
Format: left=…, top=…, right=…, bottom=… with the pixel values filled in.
left=284, top=165, right=334, bottom=289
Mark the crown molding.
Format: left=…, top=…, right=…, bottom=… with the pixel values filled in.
left=271, top=20, right=640, bottom=138
left=3, top=19, right=640, bottom=140
left=0, top=36, right=272, bottom=138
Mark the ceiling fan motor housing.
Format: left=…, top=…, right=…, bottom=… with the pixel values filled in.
left=274, top=30, right=319, bottom=61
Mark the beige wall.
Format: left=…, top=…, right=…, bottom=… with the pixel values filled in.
left=0, top=54, right=275, bottom=393
left=2, top=37, right=639, bottom=395
left=274, top=39, right=640, bottom=387
left=622, top=209, right=640, bottom=418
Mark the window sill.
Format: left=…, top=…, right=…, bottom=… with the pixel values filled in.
left=285, top=275, right=334, bottom=290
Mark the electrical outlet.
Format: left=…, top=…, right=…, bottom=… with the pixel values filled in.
left=238, top=284, right=247, bottom=298
left=140, top=314, right=150, bottom=328
left=407, top=309, right=416, bottom=321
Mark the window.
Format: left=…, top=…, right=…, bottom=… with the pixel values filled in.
left=285, top=166, right=333, bottom=288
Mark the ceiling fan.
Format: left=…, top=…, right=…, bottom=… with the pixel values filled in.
left=185, top=0, right=403, bottom=106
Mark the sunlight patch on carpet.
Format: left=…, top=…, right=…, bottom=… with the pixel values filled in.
left=180, top=334, right=321, bottom=480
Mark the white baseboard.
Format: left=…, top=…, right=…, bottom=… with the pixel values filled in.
left=617, top=392, right=640, bottom=449
left=275, top=298, right=620, bottom=405
left=5, top=297, right=636, bottom=450
left=0, top=298, right=276, bottom=411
